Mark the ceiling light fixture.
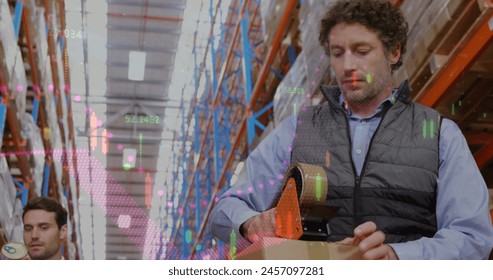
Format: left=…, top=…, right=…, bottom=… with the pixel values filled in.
left=128, top=50, right=146, bottom=81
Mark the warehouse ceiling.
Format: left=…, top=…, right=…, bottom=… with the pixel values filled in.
left=63, top=0, right=189, bottom=260
left=63, top=0, right=231, bottom=260
left=102, top=0, right=187, bottom=260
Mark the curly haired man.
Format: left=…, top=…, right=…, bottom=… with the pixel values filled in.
left=209, top=0, right=493, bottom=259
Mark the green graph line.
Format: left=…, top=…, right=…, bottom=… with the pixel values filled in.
left=185, top=229, right=192, bottom=244
left=229, top=230, right=237, bottom=260
left=315, top=173, right=322, bottom=202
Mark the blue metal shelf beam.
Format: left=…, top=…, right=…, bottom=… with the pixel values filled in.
left=13, top=1, right=24, bottom=40
left=42, top=163, right=51, bottom=196
left=14, top=178, right=28, bottom=206
left=0, top=100, right=7, bottom=141
left=168, top=0, right=277, bottom=260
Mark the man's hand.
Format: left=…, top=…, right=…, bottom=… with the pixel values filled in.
left=240, top=208, right=277, bottom=243
left=338, top=221, right=398, bottom=260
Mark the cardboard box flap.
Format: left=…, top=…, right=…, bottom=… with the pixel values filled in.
left=237, top=237, right=361, bottom=260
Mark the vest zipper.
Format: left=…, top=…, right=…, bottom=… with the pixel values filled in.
left=341, top=114, right=362, bottom=228
left=341, top=102, right=393, bottom=228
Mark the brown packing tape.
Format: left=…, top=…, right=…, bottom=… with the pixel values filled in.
left=283, top=163, right=328, bottom=213
left=275, top=163, right=329, bottom=240
left=1, top=242, right=28, bottom=260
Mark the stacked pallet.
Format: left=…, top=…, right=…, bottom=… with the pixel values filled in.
left=273, top=51, right=308, bottom=125
left=258, top=0, right=301, bottom=103
left=0, top=157, right=22, bottom=244
left=260, top=0, right=291, bottom=46
left=298, top=0, right=334, bottom=96
left=395, top=0, right=469, bottom=89
left=0, top=0, right=27, bottom=120
left=21, top=113, right=45, bottom=195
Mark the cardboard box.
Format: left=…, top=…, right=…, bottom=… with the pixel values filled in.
left=237, top=237, right=362, bottom=260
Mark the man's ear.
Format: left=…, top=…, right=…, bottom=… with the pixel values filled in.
left=60, top=224, right=68, bottom=241
left=389, top=43, right=401, bottom=64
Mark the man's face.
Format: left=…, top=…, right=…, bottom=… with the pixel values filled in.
left=328, top=22, right=400, bottom=105
left=23, top=209, right=67, bottom=260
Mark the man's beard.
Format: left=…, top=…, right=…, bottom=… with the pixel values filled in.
left=29, top=245, right=58, bottom=260
left=342, top=73, right=390, bottom=104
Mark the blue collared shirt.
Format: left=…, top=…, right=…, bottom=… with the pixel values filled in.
left=209, top=93, right=493, bottom=259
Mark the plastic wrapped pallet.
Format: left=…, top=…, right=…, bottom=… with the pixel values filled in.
left=298, top=0, right=334, bottom=96
left=399, top=0, right=452, bottom=77
left=0, top=0, right=27, bottom=118
left=273, top=51, right=310, bottom=126
left=12, top=47, right=27, bottom=122
left=405, top=0, right=449, bottom=49
left=52, top=129, right=64, bottom=189
left=0, top=157, right=16, bottom=222
left=67, top=141, right=81, bottom=221
left=56, top=47, right=70, bottom=145
left=0, top=0, right=18, bottom=72
left=9, top=198, right=24, bottom=243
left=399, top=0, right=433, bottom=33
left=3, top=198, right=24, bottom=243
left=260, top=0, right=294, bottom=46
left=59, top=183, right=69, bottom=210
left=40, top=4, right=63, bottom=154
left=67, top=152, right=84, bottom=259
left=70, top=178, right=83, bottom=259
left=64, top=204, right=76, bottom=260
left=21, top=113, right=45, bottom=196
left=41, top=12, right=61, bottom=151
left=43, top=61, right=62, bottom=150
left=35, top=7, right=49, bottom=83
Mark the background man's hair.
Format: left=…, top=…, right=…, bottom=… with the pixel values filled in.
left=318, top=0, right=409, bottom=73
left=22, top=197, right=68, bottom=229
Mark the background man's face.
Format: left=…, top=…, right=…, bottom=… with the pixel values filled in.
left=23, top=209, right=67, bottom=260
left=328, top=22, right=399, bottom=105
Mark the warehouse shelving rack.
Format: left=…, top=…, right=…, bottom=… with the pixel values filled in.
left=0, top=0, right=81, bottom=259
left=161, top=0, right=300, bottom=260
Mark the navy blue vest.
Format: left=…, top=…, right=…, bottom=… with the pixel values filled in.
left=291, top=81, right=440, bottom=243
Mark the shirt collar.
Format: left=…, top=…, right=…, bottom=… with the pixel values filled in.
left=338, top=89, right=398, bottom=120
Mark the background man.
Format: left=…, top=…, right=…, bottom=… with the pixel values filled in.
left=23, top=197, right=68, bottom=260
left=209, top=0, right=493, bottom=259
